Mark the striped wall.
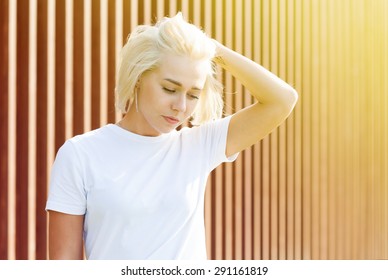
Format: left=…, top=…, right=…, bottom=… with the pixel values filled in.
left=0, top=0, right=387, bottom=260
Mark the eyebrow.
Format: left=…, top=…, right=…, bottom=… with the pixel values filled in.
left=164, top=78, right=203, bottom=91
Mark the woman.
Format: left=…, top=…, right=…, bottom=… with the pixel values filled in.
left=46, top=13, right=298, bottom=260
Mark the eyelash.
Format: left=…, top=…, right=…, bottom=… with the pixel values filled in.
left=162, top=87, right=176, bottom=93
left=162, top=87, right=199, bottom=100
left=188, top=94, right=199, bottom=100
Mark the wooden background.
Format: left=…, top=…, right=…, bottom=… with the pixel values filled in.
left=0, top=0, right=387, bottom=260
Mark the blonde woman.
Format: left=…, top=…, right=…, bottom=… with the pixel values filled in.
left=46, top=13, right=298, bottom=260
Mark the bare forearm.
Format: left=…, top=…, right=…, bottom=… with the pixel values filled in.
left=214, top=41, right=298, bottom=109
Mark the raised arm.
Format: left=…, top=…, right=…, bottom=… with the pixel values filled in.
left=48, top=211, right=85, bottom=259
left=213, top=41, right=298, bottom=157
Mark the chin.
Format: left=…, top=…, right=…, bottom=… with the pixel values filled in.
left=148, top=123, right=174, bottom=135
left=158, top=126, right=176, bottom=134
left=147, top=117, right=181, bottom=135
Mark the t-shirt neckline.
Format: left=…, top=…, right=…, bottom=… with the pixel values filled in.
left=106, top=123, right=174, bottom=143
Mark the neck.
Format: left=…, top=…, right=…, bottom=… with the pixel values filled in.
left=117, top=107, right=161, bottom=137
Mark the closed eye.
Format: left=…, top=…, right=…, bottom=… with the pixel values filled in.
left=162, top=87, right=176, bottom=93
left=188, top=94, right=199, bottom=100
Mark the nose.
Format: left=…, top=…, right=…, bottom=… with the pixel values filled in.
left=172, top=93, right=186, bottom=112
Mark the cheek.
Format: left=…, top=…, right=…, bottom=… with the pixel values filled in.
left=141, top=86, right=166, bottom=108
left=186, top=100, right=199, bottom=115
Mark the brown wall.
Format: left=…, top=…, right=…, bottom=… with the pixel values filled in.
left=0, top=0, right=387, bottom=260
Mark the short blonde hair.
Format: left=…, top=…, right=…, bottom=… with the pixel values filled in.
left=115, top=13, right=223, bottom=125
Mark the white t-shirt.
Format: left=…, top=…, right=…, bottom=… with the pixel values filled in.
left=46, top=116, right=238, bottom=260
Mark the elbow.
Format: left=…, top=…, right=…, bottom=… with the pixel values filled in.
left=281, top=88, right=298, bottom=115
left=289, top=88, right=299, bottom=109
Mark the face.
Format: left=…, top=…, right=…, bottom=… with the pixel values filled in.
left=129, top=54, right=210, bottom=136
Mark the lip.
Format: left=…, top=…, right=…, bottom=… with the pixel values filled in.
left=162, top=116, right=180, bottom=125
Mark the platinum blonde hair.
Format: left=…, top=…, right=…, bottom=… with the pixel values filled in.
left=115, top=12, right=223, bottom=125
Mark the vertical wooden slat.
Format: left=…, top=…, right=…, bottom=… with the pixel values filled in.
left=91, top=0, right=100, bottom=130
left=35, top=0, right=48, bottom=260
left=100, top=0, right=108, bottom=126
left=129, top=1, right=138, bottom=44
left=370, top=1, right=380, bottom=258
left=163, top=0, right=170, bottom=16
left=343, top=0, right=350, bottom=259
left=252, top=0, right=262, bottom=260
left=293, top=0, right=303, bottom=260
left=378, top=0, right=386, bottom=259
left=222, top=0, right=234, bottom=260
left=143, top=0, right=151, bottom=24
left=46, top=0, right=56, bottom=258
left=278, top=0, right=289, bottom=261
left=151, top=0, right=158, bottom=23
left=168, top=0, right=176, bottom=18
left=7, top=0, right=17, bottom=260
left=83, top=0, right=92, bottom=132
left=122, top=0, right=131, bottom=42
left=372, top=0, right=383, bottom=258
left=384, top=0, right=387, bottom=259
left=137, top=0, right=144, bottom=24
left=176, top=0, right=181, bottom=13
left=351, top=0, right=363, bottom=259
left=361, top=0, right=370, bottom=258
left=233, top=0, right=243, bottom=261
left=242, top=0, right=253, bottom=260
left=46, top=0, right=56, bottom=260
left=65, top=0, right=73, bottom=140
left=0, top=0, right=9, bottom=260
left=213, top=165, right=223, bottom=259
left=204, top=178, right=212, bottom=258
left=336, top=0, right=345, bottom=260
left=55, top=0, right=66, bottom=153
left=211, top=145, right=225, bottom=260
left=318, top=0, right=328, bottom=260
left=155, top=0, right=164, bottom=20
left=210, top=0, right=222, bottom=260
left=213, top=3, right=225, bottom=251
left=15, top=0, right=29, bottom=260
left=349, top=0, right=358, bottom=259
left=327, top=0, right=336, bottom=260
left=349, top=0, right=359, bottom=258
left=28, top=0, right=37, bottom=260
left=365, top=0, right=374, bottom=259
left=73, top=0, right=85, bottom=135
left=310, top=0, right=320, bottom=260
left=107, top=0, right=116, bottom=124
left=368, top=0, right=375, bottom=258
left=261, top=0, right=270, bottom=260
left=285, top=0, right=295, bottom=260
left=378, top=0, right=385, bottom=258
left=335, top=0, right=343, bottom=260
left=115, top=0, right=122, bottom=124
left=270, top=0, right=279, bottom=260
left=192, top=0, right=200, bottom=26
left=181, top=0, right=189, bottom=21
left=301, top=0, right=312, bottom=260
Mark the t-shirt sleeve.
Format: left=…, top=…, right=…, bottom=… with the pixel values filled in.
left=199, top=115, right=239, bottom=172
left=45, top=140, right=87, bottom=215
